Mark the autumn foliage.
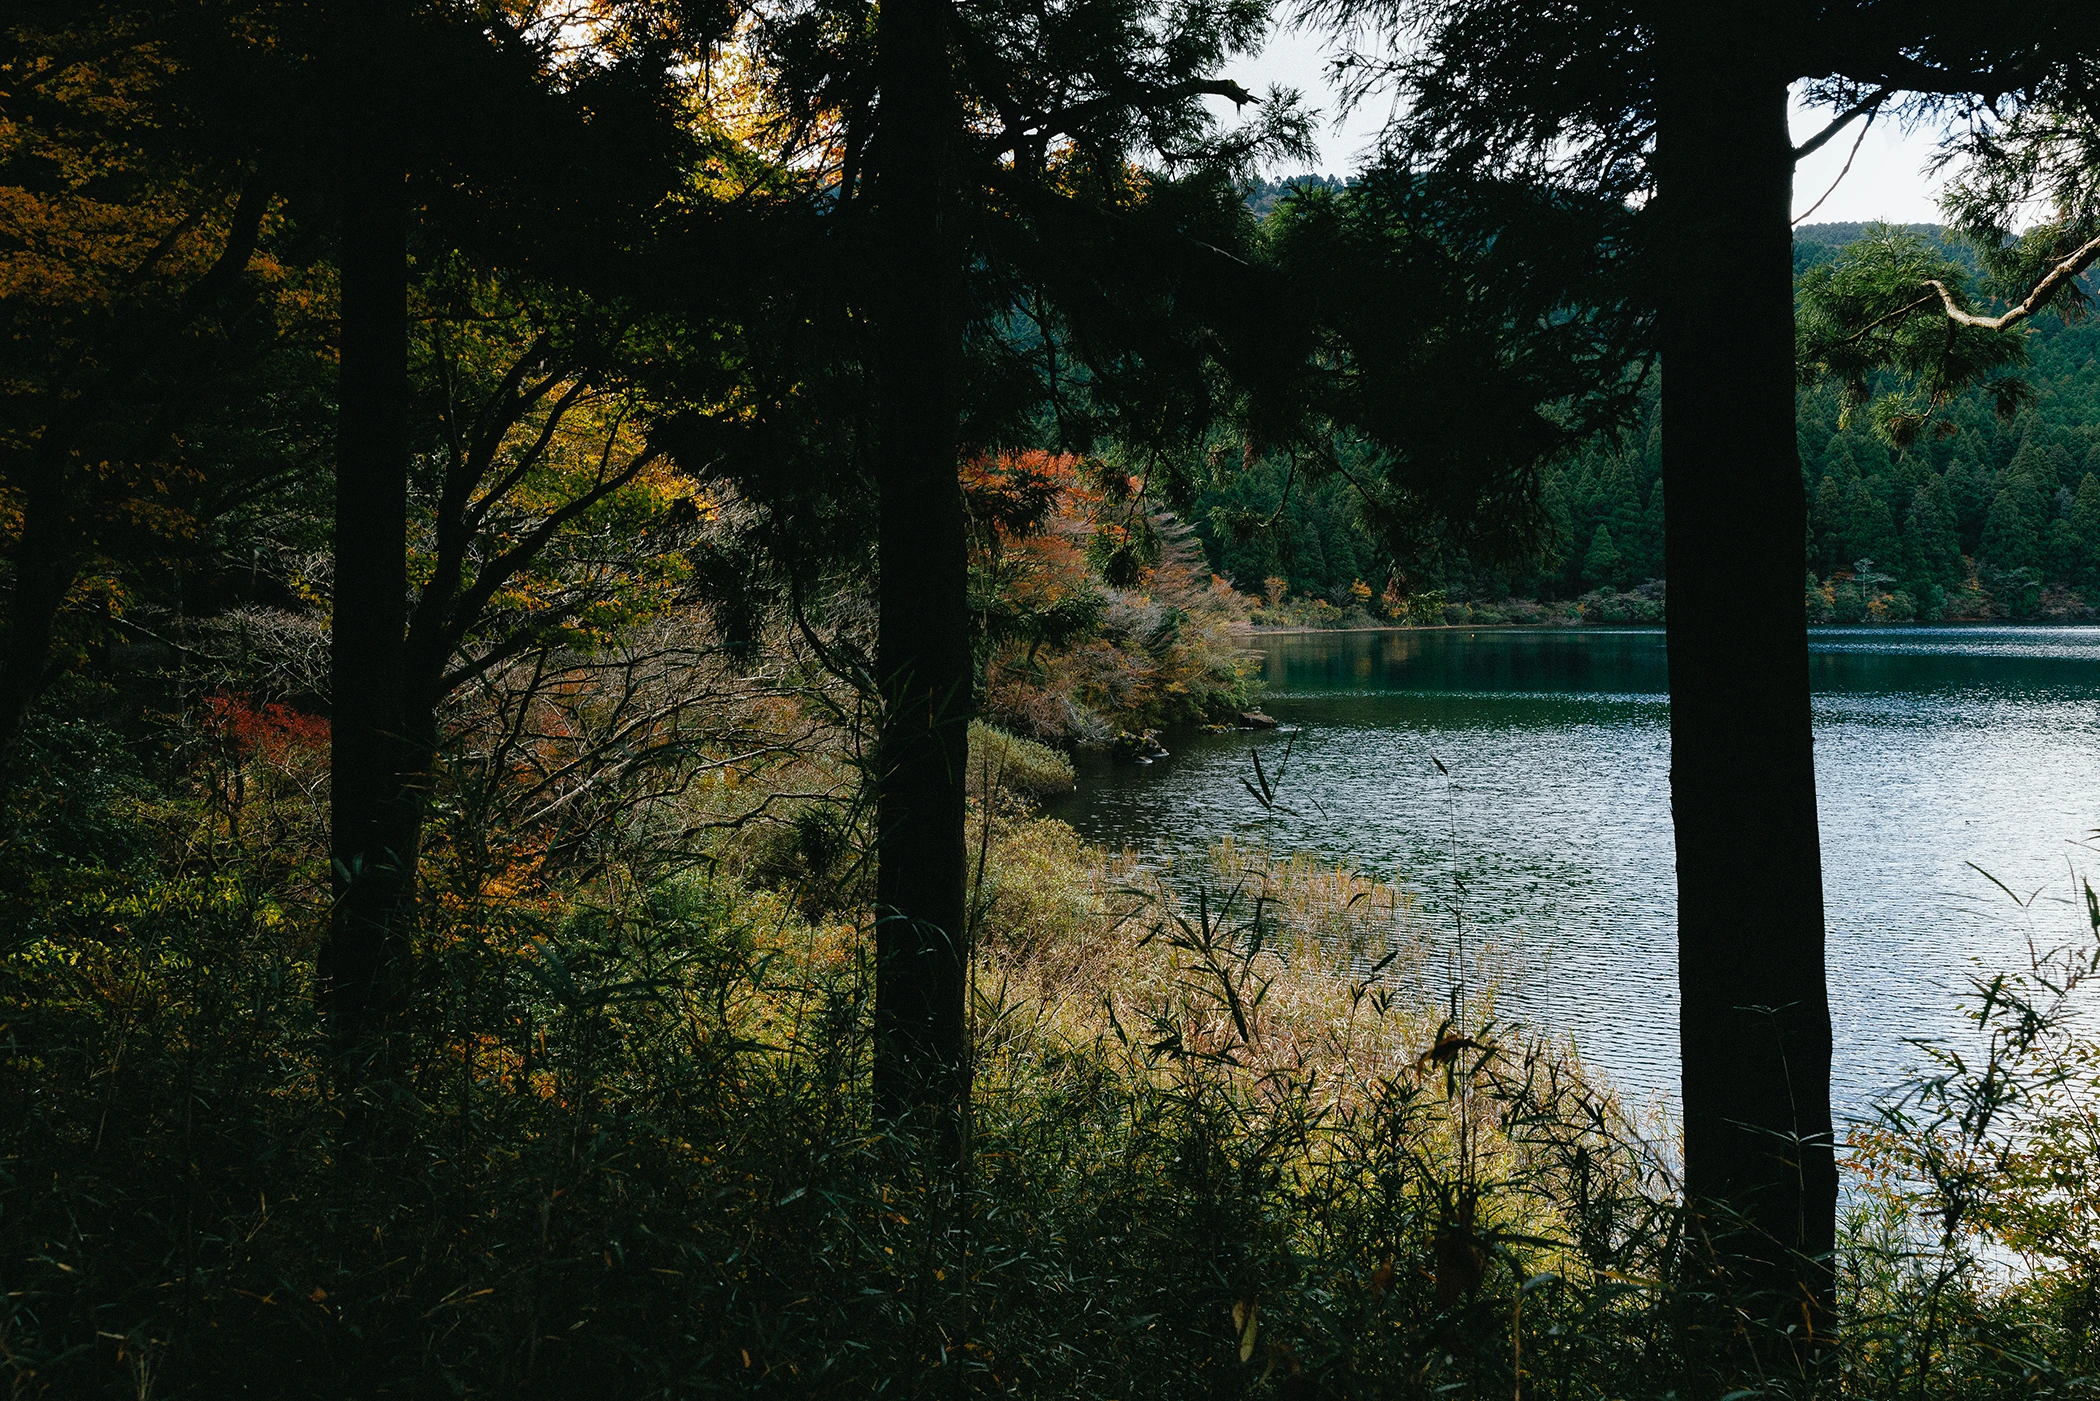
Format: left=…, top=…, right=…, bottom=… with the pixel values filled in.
left=964, top=451, right=1255, bottom=742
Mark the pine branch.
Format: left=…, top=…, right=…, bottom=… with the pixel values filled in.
left=1924, top=230, right=2100, bottom=331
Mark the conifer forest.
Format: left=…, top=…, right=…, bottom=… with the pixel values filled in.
left=6, top=3, right=2100, bottom=1397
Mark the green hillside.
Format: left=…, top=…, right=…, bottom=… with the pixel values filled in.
left=1196, top=221, right=2100, bottom=623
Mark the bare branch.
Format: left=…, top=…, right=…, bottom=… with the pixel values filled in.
left=1794, top=107, right=1878, bottom=226
left=1792, top=86, right=1890, bottom=163
left=1827, top=292, right=1939, bottom=348
left=465, top=376, right=594, bottom=532
left=464, top=330, right=557, bottom=471
left=435, top=443, right=667, bottom=671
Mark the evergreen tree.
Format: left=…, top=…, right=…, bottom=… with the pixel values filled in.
left=2071, top=473, right=2100, bottom=590
left=1917, top=479, right=1974, bottom=596
left=1817, top=435, right=1858, bottom=483
left=1581, top=523, right=1623, bottom=589
left=1847, top=476, right=1902, bottom=569
left=1805, top=434, right=1856, bottom=571
left=1534, top=473, right=1576, bottom=596
left=2044, top=514, right=2083, bottom=586
left=1605, top=457, right=1646, bottom=567
left=1811, top=468, right=1849, bottom=576
left=1981, top=471, right=2047, bottom=574
left=2009, top=433, right=2077, bottom=495
left=1944, top=453, right=1994, bottom=555
left=1636, top=481, right=1666, bottom=581
left=1893, top=522, right=1931, bottom=607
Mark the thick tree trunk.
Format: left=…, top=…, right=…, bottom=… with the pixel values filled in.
left=321, top=5, right=418, bottom=1064
left=870, top=0, right=970, bottom=1129
left=1656, top=20, right=1838, bottom=1326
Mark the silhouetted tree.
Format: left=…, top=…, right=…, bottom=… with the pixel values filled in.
left=760, top=0, right=1322, bottom=1136
left=866, top=0, right=973, bottom=1126
left=1305, top=0, right=2100, bottom=1329
left=324, top=0, right=416, bottom=1062
left=317, top=0, right=741, bottom=1064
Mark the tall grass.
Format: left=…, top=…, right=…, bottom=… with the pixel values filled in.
left=3, top=714, right=2097, bottom=1397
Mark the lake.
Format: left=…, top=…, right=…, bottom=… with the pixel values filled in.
left=1051, top=626, right=2100, bottom=1118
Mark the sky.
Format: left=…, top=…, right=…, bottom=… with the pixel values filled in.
left=1221, top=21, right=1961, bottom=225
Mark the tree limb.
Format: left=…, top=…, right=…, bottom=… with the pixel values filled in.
left=1825, top=48, right=2051, bottom=101
left=1792, top=86, right=1890, bottom=162
left=1827, top=292, right=1939, bottom=348
left=439, top=443, right=666, bottom=663
left=464, top=330, right=557, bottom=479
left=464, top=375, right=595, bottom=532
left=986, top=79, right=1260, bottom=159
left=1794, top=106, right=1878, bottom=226
left=1925, top=230, right=2100, bottom=331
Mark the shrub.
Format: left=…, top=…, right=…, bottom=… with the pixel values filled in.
left=970, top=454, right=1257, bottom=743
left=968, top=720, right=1075, bottom=804
left=1577, top=582, right=1665, bottom=624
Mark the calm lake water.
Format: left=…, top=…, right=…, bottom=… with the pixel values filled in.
left=1051, top=626, right=2100, bottom=1117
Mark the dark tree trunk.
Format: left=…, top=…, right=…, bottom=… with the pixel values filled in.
left=869, top=0, right=970, bottom=1129
left=1657, top=19, right=1837, bottom=1325
left=0, top=450, right=73, bottom=793
left=321, top=4, right=418, bottom=1063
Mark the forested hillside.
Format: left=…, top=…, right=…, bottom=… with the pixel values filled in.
left=1200, top=214, right=2100, bottom=624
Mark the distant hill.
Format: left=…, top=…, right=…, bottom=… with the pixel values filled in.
left=1792, top=221, right=1981, bottom=275
left=1792, top=221, right=1943, bottom=245
left=1242, top=201, right=1962, bottom=265
left=1242, top=173, right=1346, bottom=219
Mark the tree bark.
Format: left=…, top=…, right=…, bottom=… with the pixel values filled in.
left=870, top=0, right=970, bottom=1131
left=1656, top=16, right=1838, bottom=1326
left=321, top=2, right=418, bottom=1064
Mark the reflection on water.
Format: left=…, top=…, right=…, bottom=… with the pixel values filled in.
left=1050, top=626, right=2100, bottom=1115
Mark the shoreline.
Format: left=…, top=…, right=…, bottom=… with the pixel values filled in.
left=1236, top=618, right=2100, bottom=637
left=1236, top=622, right=1574, bottom=636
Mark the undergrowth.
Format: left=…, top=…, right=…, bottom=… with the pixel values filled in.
left=1, top=713, right=2096, bottom=1398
